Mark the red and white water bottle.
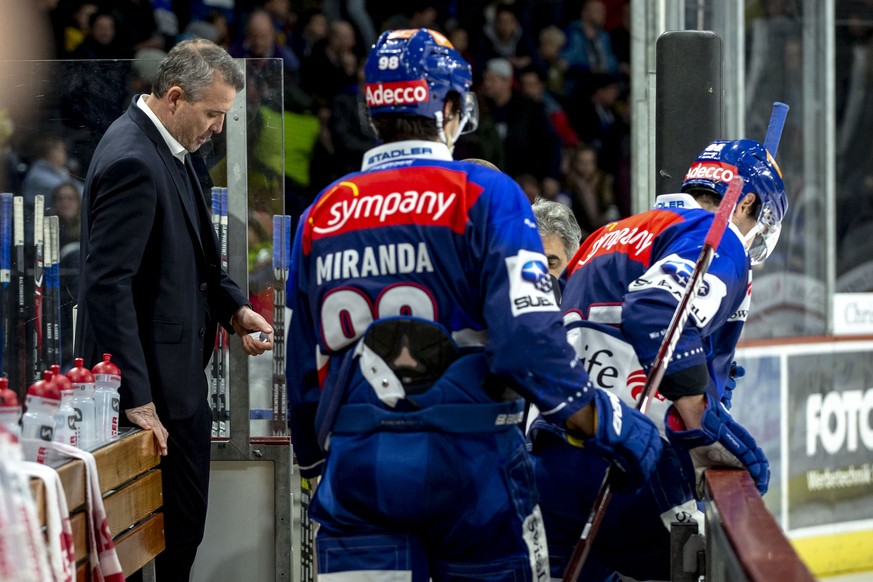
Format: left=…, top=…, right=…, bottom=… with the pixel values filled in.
left=66, top=359, right=97, bottom=447
left=50, top=365, right=78, bottom=447
left=92, top=353, right=121, bottom=442
left=21, top=371, right=60, bottom=442
left=0, top=377, right=22, bottom=437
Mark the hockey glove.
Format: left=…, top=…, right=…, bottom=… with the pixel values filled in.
left=665, top=395, right=769, bottom=497
left=573, top=389, right=663, bottom=494
left=721, top=362, right=746, bottom=411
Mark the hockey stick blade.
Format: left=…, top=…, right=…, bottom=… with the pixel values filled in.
left=562, top=176, right=744, bottom=582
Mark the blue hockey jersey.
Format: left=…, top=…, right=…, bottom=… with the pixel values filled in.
left=560, top=193, right=752, bottom=418
left=286, top=140, right=593, bottom=477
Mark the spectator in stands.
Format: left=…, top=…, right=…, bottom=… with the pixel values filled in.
left=466, top=58, right=562, bottom=184
left=71, top=9, right=130, bottom=59
left=300, top=19, right=358, bottom=107
left=448, top=25, right=475, bottom=66
left=108, top=0, right=166, bottom=55
left=262, top=0, right=296, bottom=47
left=567, top=71, right=627, bottom=177
left=561, top=0, right=620, bottom=94
left=130, top=48, right=168, bottom=95
left=60, top=1, right=98, bottom=57
left=518, top=65, right=580, bottom=148
left=322, top=0, right=378, bottom=51
left=514, top=173, right=541, bottom=204
left=381, top=2, right=443, bottom=34
left=50, top=181, right=82, bottom=249
left=290, top=8, right=328, bottom=62
left=230, top=8, right=300, bottom=85
left=0, top=105, right=24, bottom=194
left=562, top=143, right=619, bottom=233
left=474, top=3, right=537, bottom=78
left=21, top=135, right=82, bottom=214
left=310, top=63, right=376, bottom=189
left=610, top=0, right=631, bottom=78
left=537, top=24, right=570, bottom=95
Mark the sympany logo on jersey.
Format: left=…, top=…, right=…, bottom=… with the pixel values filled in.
left=506, top=249, right=558, bottom=316
left=303, top=167, right=482, bottom=252
left=628, top=253, right=727, bottom=327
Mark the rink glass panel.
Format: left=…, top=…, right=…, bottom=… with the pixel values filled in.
left=0, top=58, right=285, bottom=437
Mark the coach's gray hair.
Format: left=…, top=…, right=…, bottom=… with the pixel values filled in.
left=151, top=38, right=245, bottom=101
left=532, top=197, right=583, bottom=260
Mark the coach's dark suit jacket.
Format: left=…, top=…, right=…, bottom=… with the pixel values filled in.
left=76, top=97, right=248, bottom=420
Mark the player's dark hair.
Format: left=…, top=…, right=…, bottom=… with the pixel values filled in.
left=370, top=93, right=461, bottom=143
left=372, top=114, right=438, bottom=142
left=689, top=187, right=762, bottom=218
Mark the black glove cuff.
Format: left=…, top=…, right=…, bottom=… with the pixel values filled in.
left=658, top=364, right=709, bottom=400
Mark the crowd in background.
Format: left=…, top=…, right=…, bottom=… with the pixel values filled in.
left=6, top=0, right=634, bottom=242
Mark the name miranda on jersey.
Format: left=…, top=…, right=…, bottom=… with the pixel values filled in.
left=316, top=242, right=434, bottom=284
left=312, top=189, right=457, bottom=234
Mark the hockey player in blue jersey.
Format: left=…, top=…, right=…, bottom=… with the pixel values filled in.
left=285, top=28, right=663, bottom=581
left=529, top=138, right=786, bottom=581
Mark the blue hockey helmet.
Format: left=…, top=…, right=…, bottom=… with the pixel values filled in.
left=364, top=28, right=478, bottom=140
left=681, top=139, right=787, bottom=264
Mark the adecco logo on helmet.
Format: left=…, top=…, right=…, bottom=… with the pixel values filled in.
left=684, top=161, right=738, bottom=183
left=366, top=80, right=430, bottom=107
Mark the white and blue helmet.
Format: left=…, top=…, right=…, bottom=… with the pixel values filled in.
left=364, top=28, right=478, bottom=144
left=682, top=139, right=787, bottom=264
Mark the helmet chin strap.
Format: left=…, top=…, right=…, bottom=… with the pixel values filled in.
left=435, top=109, right=470, bottom=153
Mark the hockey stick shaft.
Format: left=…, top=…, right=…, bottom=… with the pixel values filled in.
left=210, top=187, right=221, bottom=436
left=32, top=196, right=44, bottom=382
left=0, top=193, right=12, bottom=377
left=562, top=176, right=744, bottom=581
left=47, top=215, right=60, bottom=366
left=218, top=187, right=229, bottom=435
left=13, top=197, right=26, bottom=397
left=764, top=102, right=789, bottom=158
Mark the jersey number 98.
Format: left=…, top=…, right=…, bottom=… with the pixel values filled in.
left=320, top=284, right=437, bottom=352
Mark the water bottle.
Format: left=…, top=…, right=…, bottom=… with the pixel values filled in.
left=66, top=359, right=97, bottom=447
left=92, top=353, right=121, bottom=442
left=0, top=377, right=22, bottom=437
left=51, top=368, right=77, bottom=447
left=21, top=371, right=60, bottom=442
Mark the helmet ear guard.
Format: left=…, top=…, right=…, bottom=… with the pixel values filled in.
left=681, top=139, right=787, bottom=264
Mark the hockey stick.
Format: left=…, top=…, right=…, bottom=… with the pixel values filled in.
left=0, top=193, right=12, bottom=379
left=13, top=196, right=26, bottom=397
left=218, top=187, right=229, bottom=437
left=31, top=195, right=44, bottom=382
left=210, top=187, right=221, bottom=437
left=42, top=217, right=54, bottom=368
left=270, top=215, right=291, bottom=436
left=764, top=102, right=789, bottom=157
left=562, top=176, right=743, bottom=581
left=47, top=215, right=60, bottom=367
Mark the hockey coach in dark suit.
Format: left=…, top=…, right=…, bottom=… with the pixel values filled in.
left=75, top=39, right=273, bottom=580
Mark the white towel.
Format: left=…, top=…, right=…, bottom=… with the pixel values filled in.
left=46, top=442, right=125, bottom=582
left=20, top=461, right=75, bottom=582
left=1, top=431, right=54, bottom=582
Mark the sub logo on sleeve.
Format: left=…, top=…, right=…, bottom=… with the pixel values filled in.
left=506, top=250, right=558, bottom=316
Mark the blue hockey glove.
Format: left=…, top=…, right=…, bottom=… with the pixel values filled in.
left=574, top=389, right=663, bottom=494
left=721, top=362, right=746, bottom=410
left=665, top=395, right=769, bottom=496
